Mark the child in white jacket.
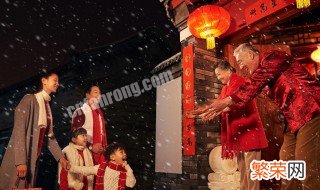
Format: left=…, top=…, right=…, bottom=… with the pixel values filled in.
left=70, top=142, right=136, bottom=190
left=58, top=127, right=95, bottom=190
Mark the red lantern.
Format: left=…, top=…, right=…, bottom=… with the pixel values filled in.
left=187, top=5, right=231, bottom=49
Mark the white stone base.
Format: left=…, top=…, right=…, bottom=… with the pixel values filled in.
left=208, top=172, right=240, bottom=190
left=208, top=146, right=241, bottom=190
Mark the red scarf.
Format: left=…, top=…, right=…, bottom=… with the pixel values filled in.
left=91, top=106, right=107, bottom=164
left=59, top=150, right=88, bottom=190
left=221, top=112, right=240, bottom=159
left=37, top=102, right=51, bottom=157
left=59, top=168, right=69, bottom=190
left=95, top=161, right=127, bottom=190
left=219, top=74, right=244, bottom=159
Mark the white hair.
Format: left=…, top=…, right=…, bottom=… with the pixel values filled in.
left=233, top=43, right=259, bottom=59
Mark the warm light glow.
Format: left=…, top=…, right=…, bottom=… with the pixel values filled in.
left=199, top=29, right=221, bottom=39
left=296, top=0, right=310, bottom=9
left=311, top=46, right=320, bottom=63
left=206, top=37, right=215, bottom=49
left=187, top=5, right=231, bottom=49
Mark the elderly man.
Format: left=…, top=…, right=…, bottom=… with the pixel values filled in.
left=197, top=43, right=320, bottom=190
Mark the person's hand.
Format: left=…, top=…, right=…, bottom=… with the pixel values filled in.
left=202, top=98, right=231, bottom=119
left=185, top=110, right=202, bottom=119
left=198, top=99, right=231, bottom=122
left=59, top=157, right=70, bottom=170
left=92, top=143, right=104, bottom=154
left=213, top=97, right=233, bottom=113
left=187, top=100, right=215, bottom=119
left=122, top=161, right=128, bottom=167
left=193, top=105, right=210, bottom=116
left=16, top=164, right=27, bottom=178
left=201, top=109, right=223, bottom=123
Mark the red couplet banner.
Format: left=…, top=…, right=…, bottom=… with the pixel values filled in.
left=182, top=45, right=195, bottom=155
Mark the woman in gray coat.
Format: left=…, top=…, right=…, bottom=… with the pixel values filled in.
left=0, top=72, right=69, bottom=189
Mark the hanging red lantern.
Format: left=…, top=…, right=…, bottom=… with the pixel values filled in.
left=311, top=46, right=320, bottom=63
left=187, top=5, right=231, bottom=49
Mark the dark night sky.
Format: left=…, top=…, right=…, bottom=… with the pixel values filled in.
left=0, top=0, right=178, bottom=89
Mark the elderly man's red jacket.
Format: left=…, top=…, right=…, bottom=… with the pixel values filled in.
left=220, top=73, right=268, bottom=159
left=230, top=51, right=320, bottom=133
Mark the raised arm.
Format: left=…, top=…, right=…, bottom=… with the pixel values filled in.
left=125, top=164, right=136, bottom=188
left=69, top=165, right=99, bottom=176
left=230, top=51, right=293, bottom=108
left=13, top=95, right=33, bottom=177
left=13, top=95, right=33, bottom=166
left=47, top=125, right=64, bottom=162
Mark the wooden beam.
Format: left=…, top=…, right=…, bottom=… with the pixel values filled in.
left=224, top=2, right=320, bottom=43
left=170, top=0, right=185, bottom=9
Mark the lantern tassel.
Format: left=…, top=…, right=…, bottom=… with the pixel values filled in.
left=296, top=0, right=310, bottom=9
left=206, top=37, right=215, bottom=49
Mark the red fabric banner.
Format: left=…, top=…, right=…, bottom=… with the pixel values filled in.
left=182, top=45, right=195, bottom=155
left=245, top=0, right=295, bottom=25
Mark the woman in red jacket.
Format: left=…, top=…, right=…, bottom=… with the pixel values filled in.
left=215, top=61, right=268, bottom=190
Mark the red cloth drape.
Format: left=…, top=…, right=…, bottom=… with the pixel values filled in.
left=91, top=107, right=107, bottom=164
left=59, top=150, right=89, bottom=190
left=37, top=102, right=51, bottom=157
left=220, top=74, right=268, bottom=159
